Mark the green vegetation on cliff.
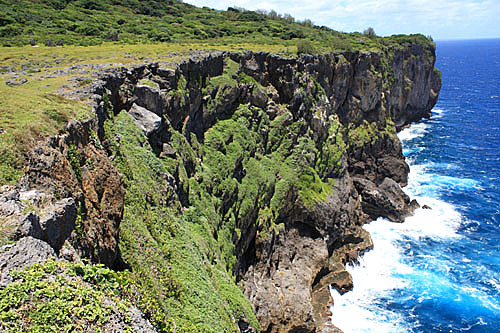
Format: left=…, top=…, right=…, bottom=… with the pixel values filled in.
left=96, top=61, right=352, bottom=330
left=103, top=110, right=259, bottom=331
left=0, top=1, right=440, bottom=331
left=0, top=260, right=133, bottom=332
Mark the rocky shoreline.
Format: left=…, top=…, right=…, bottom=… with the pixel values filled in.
left=0, top=45, right=440, bottom=332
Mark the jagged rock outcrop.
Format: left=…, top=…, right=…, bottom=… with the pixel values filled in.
left=354, top=177, right=420, bottom=222
left=0, top=237, right=56, bottom=286
left=18, top=119, right=125, bottom=268
left=0, top=40, right=440, bottom=332
left=0, top=187, right=76, bottom=252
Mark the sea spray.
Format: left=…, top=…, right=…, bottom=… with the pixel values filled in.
left=330, top=115, right=465, bottom=332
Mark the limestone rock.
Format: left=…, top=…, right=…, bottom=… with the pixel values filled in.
left=330, top=227, right=374, bottom=265
left=21, top=121, right=124, bottom=268
left=0, top=237, right=56, bottom=286
left=19, top=189, right=46, bottom=204
left=0, top=189, right=24, bottom=216
left=243, top=226, right=328, bottom=333
left=322, top=268, right=353, bottom=295
left=59, top=240, right=81, bottom=262
left=320, top=323, right=344, bottom=333
left=134, top=84, right=164, bottom=116
left=128, top=103, right=163, bottom=137
left=15, top=211, right=42, bottom=240
left=39, top=198, right=77, bottom=252
left=100, top=301, right=157, bottom=333
left=161, top=143, right=176, bottom=157
left=249, top=86, right=268, bottom=109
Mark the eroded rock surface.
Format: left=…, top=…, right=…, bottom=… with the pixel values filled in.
left=354, top=177, right=420, bottom=223
left=0, top=236, right=56, bottom=286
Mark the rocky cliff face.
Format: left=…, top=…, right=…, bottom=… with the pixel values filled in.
left=0, top=40, right=440, bottom=332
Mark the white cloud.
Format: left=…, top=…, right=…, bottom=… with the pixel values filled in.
left=184, top=0, right=500, bottom=40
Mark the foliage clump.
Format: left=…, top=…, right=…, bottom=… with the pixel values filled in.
left=102, top=111, right=260, bottom=332
left=297, top=40, right=316, bottom=55
left=363, top=27, right=377, bottom=39
left=0, top=260, right=134, bottom=332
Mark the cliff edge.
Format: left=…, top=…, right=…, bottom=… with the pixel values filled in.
left=0, top=37, right=440, bottom=332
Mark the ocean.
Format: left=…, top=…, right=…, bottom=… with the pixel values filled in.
left=330, top=39, right=500, bottom=332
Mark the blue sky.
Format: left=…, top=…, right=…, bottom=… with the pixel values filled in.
left=184, top=0, right=500, bottom=40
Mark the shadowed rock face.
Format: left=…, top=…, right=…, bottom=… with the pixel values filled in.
left=353, top=177, right=420, bottom=223
left=1, top=43, right=439, bottom=332
left=19, top=120, right=125, bottom=268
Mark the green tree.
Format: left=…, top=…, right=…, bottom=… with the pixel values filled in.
left=363, top=27, right=376, bottom=38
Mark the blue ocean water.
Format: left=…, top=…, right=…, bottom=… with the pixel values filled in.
left=331, top=39, right=500, bottom=332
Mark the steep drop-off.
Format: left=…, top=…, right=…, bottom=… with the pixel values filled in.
left=0, top=38, right=440, bottom=332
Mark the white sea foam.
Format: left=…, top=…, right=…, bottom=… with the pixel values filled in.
left=397, top=123, right=429, bottom=141
left=330, top=113, right=465, bottom=332
left=330, top=196, right=463, bottom=332
left=405, top=164, right=480, bottom=197
left=431, top=108, right=445, bottom=118
left=329, top=216, right=412, bottom=332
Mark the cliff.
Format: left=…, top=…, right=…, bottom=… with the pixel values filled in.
left=0, top=39, right=440, bottom=332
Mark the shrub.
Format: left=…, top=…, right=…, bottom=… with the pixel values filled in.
left=297, top=39, right=316, bottom=55
left=331, top=36, right=352, bottom=51
left=0, top=13, right=15, bottom=26
left=0, top=24, right=22, bottom=37
left=75, top=24, right=101, bottom=36
left=76, top=0, right=106, bottom=11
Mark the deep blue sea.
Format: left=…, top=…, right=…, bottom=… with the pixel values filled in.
left=331, top=39, right=500, bottom=332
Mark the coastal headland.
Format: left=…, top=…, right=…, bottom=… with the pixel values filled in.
left=0, top=2, right=440, bottom=332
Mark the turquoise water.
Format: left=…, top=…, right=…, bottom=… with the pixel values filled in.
left=331, top=39, right=500, bottom=332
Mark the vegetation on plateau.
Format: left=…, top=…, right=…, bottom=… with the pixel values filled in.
left=0, top=0, right=435, bottom=55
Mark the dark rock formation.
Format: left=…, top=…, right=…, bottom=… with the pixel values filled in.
left=19, top=119, right=125, bottom=268
left=38, top=198, right=77, bottom=251
left=353, top=177, right=420, bottom=222
left=128, top=102, right=163, bottom=137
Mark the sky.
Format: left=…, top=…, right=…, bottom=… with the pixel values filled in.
left=184, top=0, right=500, bottom=40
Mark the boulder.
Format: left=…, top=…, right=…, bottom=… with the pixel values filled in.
left=0, top=237, right=56, bottom=286
left=0, top=189, right=24, bottom=216
left=353, top=177, right=419, bottom=222
left=161, top=143, right=176, bottom=157
left=133, top=85, right=164, bottom=116
left=249, top=86, right=268, bottom=109
left=15, top=211, right=42, bottom=240
left=128, top=103, right=163, bottom=137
